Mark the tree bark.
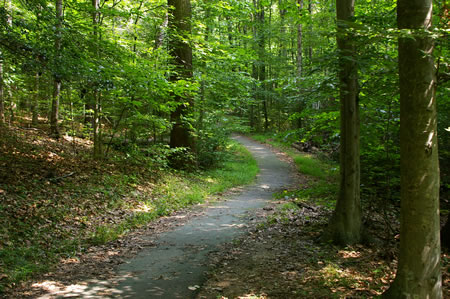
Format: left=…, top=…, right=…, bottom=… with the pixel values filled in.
left=92, top=0, right=102, bottom=159
left=0, top=0, right=12, bottom=126
left=297, top=0, right=303, bottom=77
left=50, top=0, right=63, bottom=138
left=168, top=0, right=194, bottom=150
left=31, top=72, right=40, bottom=126
left=326, top=0, right=361, bottom=245
left=383, top=0, right=442, bottom=297
left=0, top=59, right=4, bottom=125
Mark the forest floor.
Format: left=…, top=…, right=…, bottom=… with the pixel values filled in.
left=197, top=140, right=450, bottom=298
left=0, top=119, right=259, bottom=296
left=1, top=121, right=449, bottom=298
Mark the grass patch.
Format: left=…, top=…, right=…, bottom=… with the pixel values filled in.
left=251, top=132, right=338, bottom=212
left=251, top=133, right=334, bottom=180
left=89, top=140, right=258, bottom=245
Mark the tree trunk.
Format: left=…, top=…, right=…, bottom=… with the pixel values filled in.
left=383, top=0, right=442, bottom=297
left=297, top=0, right=303, bottom=77
left=326, top=0, right=361, bottom=245
left=50, top=0, right=63, bottom=138
left=0, top=0, right=12, bottom=126
left=308, top=0, right=313, bottom=63
left=0, top=59, right=4, bottom=125
left=168, top=0, right=194, bottom=150
left=92, top=0, right=102, bottom=159
left=31, top=72, right=40, bottom=126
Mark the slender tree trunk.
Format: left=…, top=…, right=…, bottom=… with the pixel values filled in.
left=31, top=72, right=40, bottom=126
left=0, top=0, right=12, bottom=126
left=308, top=0, right=313, bottom=63
left=50, top=0, right=63, bottom=138
left=168, top=0, right=194, bottom=150
left=296, top=0, right=304, bottom=129
left=326, top=0, right=361, bottom=245
left=259, top=4, right=268, bottom=132
left=92, top=0, right=102, bottom=158
left=156, top=11, right=168, bottom=49
left=383, top=0, right=441, bottom=297
left=279, top=0, right=287, bottom=60
left=297, top=0, right=303, bottom=77
left=0, top=60, right=4, bottom=125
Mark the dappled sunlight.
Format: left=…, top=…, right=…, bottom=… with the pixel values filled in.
left=338, top=249, right=362, bottom=259
left=258, top=184, right=270, bottom=189
left=32, top=277, right=126, bottom=298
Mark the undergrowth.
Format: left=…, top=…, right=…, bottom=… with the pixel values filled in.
left=0, top=127, right=257, bottom=293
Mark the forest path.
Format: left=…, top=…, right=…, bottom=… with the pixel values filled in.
left=42, top=135, right=295, bottom=299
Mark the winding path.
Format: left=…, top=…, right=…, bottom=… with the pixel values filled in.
left=44, top=135, right=294, bottom=298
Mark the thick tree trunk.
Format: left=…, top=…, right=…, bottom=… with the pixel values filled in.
left=168, top=0, right=194, bottom=150
left=50, top=0, right=63, bottom=138
left=383, top=0, right=442, bottom=297
left=327, top=0, right=361, bottom=245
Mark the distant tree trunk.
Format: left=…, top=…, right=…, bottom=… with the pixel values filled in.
left=156, top=12, right=168, bottom=49
left=326, top=0, right=361, bottom=245
left=257, top=2, right=268, bottom=132
left=168, top=0, right=194, bottom=150
left=383, top=0, right=442, bottom=297
left=279, top=0, right=287, bottom=59
left=92, top=0, right=102, bottom=158
left=0, top=60, right=4, bottom=125
left=50, top=0, right=63, bottom=138
left=296, top=0, right=304, bottom=129
left=31, top=72, right=40, bottom=126
left=297, top=0, right=303, bottom=77
left=308, top=0, right=313, bottom=63
left=0, top=0, right=12, bottom=126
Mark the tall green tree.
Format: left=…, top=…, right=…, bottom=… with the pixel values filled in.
left=50, top=0, right=63, bottom=138
left=326, top=0, right=362, bottom=245
left=0, top=56, right=4, bottom=125
left=92, top=0, right=102, bottom=158
left=168, top=0, right=194, bottom=150
left=383, top=0, right=442, bottom=297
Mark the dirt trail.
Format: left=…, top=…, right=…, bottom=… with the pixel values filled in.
left=38, top=135, right=295, bottom=298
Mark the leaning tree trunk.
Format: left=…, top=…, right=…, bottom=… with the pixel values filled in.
left=383, top=0, right=442, bottom=297
left=326, top=0, right=361, bottom=245
left=50, top=0, right=63, bottom=138
left=168, top=0, right=194, bottom=150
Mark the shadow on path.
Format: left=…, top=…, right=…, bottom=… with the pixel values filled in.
left=38, top=135, right=295, bottom=299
